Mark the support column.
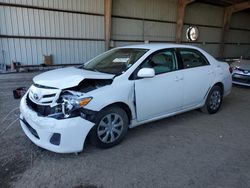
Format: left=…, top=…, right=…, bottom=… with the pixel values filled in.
left=219, top=1, right=250, bottom=58
left=176, top=0, right=195, bottom=43
left=219, top=8, right=232, bottom=58
left=104, top=0, right=112, bottom=50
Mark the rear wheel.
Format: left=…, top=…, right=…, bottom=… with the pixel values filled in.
left=90, top=107, right=129, bottom=148
left=201, top=85, right=223, bottom=114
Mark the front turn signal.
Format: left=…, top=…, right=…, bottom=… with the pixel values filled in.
left=79, top=97, right=92, bottom=107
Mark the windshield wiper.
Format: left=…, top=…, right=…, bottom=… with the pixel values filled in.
left=80, top=66, right=101, bottom=73
left=93, top=69, right=100, bottom=72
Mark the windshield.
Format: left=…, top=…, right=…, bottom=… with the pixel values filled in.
left=81, top=48, right=148, bottom=75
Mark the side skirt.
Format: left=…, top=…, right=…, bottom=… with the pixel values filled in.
left=129, top=103, right=204, bottom=129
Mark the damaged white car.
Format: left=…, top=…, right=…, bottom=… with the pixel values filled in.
left=20, top=44, right=232, bottom=153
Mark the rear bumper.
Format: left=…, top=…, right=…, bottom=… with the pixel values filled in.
left=222, top=74, right=232, bottom=97
left=20, top=94, right=95, bottom=153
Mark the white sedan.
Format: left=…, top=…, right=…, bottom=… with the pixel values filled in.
left=20, top=44, right=232, bottom=153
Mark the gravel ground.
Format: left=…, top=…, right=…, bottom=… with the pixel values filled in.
left=0, top=72, right=250, bottom=188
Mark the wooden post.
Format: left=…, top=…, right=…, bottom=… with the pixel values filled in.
left=219, top=8, right=232, bottom=58
left=104, top=0, right=112, bottom=50
left=176, top=0, right=195, bottom=43
left=219, top=1, right=250, bottom=58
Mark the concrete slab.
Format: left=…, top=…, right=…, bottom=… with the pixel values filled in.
left=0, top=72, right=250, bottom=188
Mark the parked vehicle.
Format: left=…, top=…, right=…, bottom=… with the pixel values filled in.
left=20, top=44, right=232, bottom=153
left=231, top=59, right=250, bottom=86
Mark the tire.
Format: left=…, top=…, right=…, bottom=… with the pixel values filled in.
left=89, top=106, right=129, bottom=148
left=201, top=85, right=223, bottom=114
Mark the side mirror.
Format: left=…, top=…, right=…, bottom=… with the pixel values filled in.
left=137, top=68, right=155, bottom=78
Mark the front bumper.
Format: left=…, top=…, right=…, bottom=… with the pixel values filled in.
left=20, top=95, right=95, bottom=153
left=232, top=73, right=250, bottom=86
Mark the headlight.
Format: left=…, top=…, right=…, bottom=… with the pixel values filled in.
left=233, top=66, right=239, bottom=70
left=61, top=94, right=92, bottom=118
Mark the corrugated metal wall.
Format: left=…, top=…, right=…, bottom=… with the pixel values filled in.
left=0, top=0, right=105, bottom=66
left=182, top=3, right=224, bottom=57
left=112, top=0, right=178, bottom=46
left=1, top=0, right=250, bottom=67
left=111, top=1, right=250, bottom=58
left=1, top=0, right=104, bottom=12
left=224, top=11, right=250, bottom=58
left=111, top=1, right=225, bottom=57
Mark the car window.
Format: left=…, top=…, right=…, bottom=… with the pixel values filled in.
left=141, top=50, right=178, bottom=75
left=179, top=49, right=209, bottom=69
left=81, top=48, right=148, bottom=75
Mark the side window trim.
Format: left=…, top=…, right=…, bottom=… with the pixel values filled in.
left=177, top=48, right=210, bottom=69
left=129, top=48, right=179, bottom=80
left=175, top=48, right=184, bottom=70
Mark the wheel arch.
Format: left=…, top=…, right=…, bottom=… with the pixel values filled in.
left=213, top=82, right=224, bottom=96
left=203, top=82, right=224, bottom=105
left=99, top=102, right=133, bottom=123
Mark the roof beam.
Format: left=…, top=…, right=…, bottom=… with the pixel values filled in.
left=176, top=0, right=195, bottom=43
left=228, top=1, right=250, bottom=13
left=104, top=0, right=112, bottom=50
left=219, top=1, right=250, bottom=57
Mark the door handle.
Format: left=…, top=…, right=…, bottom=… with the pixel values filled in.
left=174, top=77, right=180, bottom=81
left=174, top=76, right=184, bottom=81
left=208, top=71, right=214, bottom=75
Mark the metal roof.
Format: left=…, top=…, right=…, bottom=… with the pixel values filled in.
left=198, top=0, right=250, bottom=7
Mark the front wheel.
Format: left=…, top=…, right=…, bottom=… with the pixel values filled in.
left=89, top=107, right=129, bottom=148
left=201, top=85, right=223, bottom=114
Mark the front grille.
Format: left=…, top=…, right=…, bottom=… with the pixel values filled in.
left=235, top=68, right=250, bottom=73
left=26, top=95, right=61, bottom=116
left=29, top=92, right=56, bottom=104
left=232, top=74, right=250, bottom=84
left=29, top=84, right=58, bottom=105
left=21, top=118, right=40, bottom=139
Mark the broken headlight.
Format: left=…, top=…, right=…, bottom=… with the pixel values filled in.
left=59, top=91, right=92, bottom=118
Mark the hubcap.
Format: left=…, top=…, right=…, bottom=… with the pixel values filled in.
left=97, top=113, right=124, bottom=143
left=209, top=90, right=221, bottom=110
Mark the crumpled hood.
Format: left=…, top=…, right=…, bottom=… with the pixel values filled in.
left=232, top=59, right=250, bottom=70
left=33, top=67, right=115, bottom=89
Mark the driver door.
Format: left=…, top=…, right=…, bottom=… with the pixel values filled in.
left=134, top=49, right=184, bottom=122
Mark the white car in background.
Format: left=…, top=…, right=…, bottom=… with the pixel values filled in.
left=20, top=44, right=232, bottom=153
left=231, top=59, right=250, bottom=86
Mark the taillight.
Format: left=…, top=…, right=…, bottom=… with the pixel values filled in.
left=229, top=66, right=233, bottom=74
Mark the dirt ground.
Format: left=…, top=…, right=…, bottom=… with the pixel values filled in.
left=0, top=72, right=250, bottom=188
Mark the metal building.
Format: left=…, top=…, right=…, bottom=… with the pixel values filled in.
left=0, top=0, right=250, bottom=68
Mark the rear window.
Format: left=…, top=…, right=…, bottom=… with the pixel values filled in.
left=179, top=49, right=209, bottom=69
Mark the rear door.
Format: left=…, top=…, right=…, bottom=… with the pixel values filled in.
left=134, top=49, right=184, bottom=122
left=177, top=48, right=214, bottom=108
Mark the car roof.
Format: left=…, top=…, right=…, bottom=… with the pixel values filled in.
left=118, top=43, right=201, bottom=51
